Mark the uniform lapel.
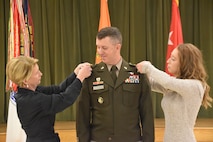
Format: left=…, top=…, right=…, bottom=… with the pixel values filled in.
left=94, top=63, right=114, bottom=87
left=94, top=61, right=135, bottom=88
left=115, top=60, right=134, bottom=89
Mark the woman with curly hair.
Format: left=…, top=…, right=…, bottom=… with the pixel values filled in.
left=136, top=43, right=212, bottom=142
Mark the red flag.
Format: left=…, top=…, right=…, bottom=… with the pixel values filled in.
left=95, top=0, right=111, bottom=64
left=165, top=0, right=183, bottom=75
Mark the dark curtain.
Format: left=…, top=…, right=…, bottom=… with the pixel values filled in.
left=0, top=0, right=212, bottom=122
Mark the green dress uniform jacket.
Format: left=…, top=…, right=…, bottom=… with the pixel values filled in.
left=76, top=60, right=154, bottom=142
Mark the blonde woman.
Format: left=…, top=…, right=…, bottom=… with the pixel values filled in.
left=136, top=43, right=212, bottom=142
left=6, top=56, right=92, bottom=142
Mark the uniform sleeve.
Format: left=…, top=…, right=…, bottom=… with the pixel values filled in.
left=36, top=73, right=77, bottom=94
left=139, top=74, right=155, bottom=142
left=76, top=78, right=91, bottom=142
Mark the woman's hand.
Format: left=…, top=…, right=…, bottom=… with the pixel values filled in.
left=74, top=62, right=91, bottom=75
left=136, top=61, right=150, bottom=73
left=76, top=62, right=92, bottom=82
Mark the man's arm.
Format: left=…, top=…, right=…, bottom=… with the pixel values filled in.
left=139, top=74, right=155, bottom=142
left=76, top=79, right=91, bottom=142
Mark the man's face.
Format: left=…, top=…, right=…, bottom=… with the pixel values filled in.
left=96, top=37, right=120, bottom=65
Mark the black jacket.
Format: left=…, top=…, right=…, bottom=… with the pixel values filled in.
left=15, top=73, right=82, bottom=142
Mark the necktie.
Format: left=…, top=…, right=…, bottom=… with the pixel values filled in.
left=111, top=65, right=117, bottom=83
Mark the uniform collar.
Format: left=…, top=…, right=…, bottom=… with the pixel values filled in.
left=106, top=58, right=122, bottom=71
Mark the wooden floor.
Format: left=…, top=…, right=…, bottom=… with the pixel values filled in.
left=1, top=119, right=213, bottom=142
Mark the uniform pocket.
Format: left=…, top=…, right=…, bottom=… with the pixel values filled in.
left=122, top=84, right=141, bottom=107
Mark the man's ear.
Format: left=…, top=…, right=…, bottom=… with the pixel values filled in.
left=116, top=43, right=121, bottom=50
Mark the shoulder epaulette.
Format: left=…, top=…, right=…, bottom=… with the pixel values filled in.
left=129, top=62, right=136, bottom=67
left=91, top=64, right=97, bottom=69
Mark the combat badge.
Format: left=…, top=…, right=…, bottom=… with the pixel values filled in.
left=93, top=77, right=104, bottom=90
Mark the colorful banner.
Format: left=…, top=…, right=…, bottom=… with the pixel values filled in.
left=6, top=0, right=34, bottom=141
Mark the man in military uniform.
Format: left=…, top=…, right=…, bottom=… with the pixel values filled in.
left=76, top=27, right=154, bottom=142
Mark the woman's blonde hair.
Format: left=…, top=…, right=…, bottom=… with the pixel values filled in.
left=176, top=43, right=212, bottom=109
left=6, top=56, right=38, bottom=88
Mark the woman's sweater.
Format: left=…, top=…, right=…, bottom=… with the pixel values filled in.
left=141, top=62, right=204, bottom=142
